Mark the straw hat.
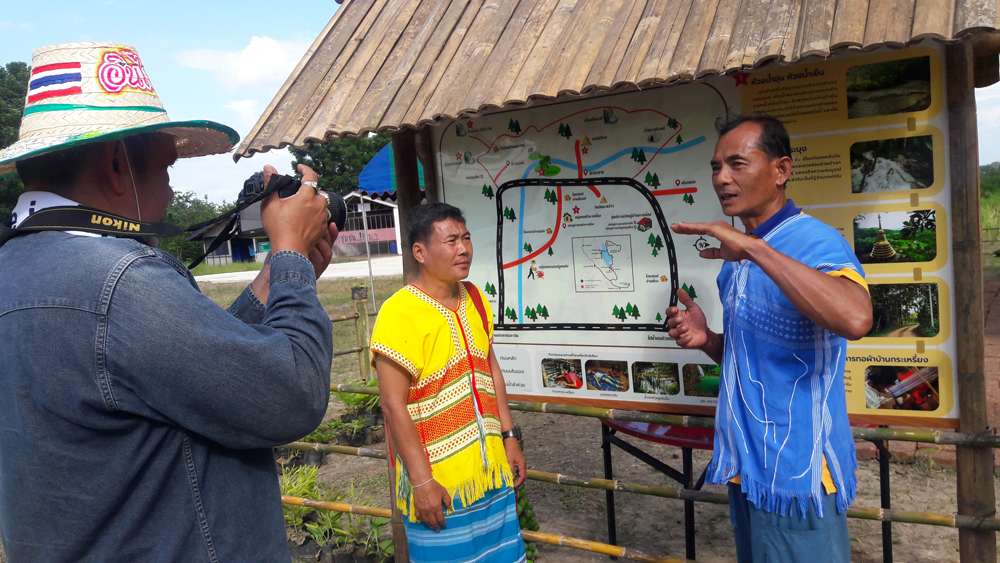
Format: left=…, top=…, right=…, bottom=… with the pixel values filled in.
left=0, top=42, right=239, bottom=177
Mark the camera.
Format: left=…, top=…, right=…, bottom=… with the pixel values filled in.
left=236, top=172, right=347, bottom=235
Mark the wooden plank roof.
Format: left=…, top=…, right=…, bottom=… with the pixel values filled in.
left=235, top=0, right=1000, bottom=160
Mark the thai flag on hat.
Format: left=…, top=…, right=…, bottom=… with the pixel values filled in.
left=27, top=62, right=83, bottom=103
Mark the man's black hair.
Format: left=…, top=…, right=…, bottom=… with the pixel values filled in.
left=15, top=132, right=168, bottom=190
left=715, top=113, right=791, bottom=161
left=865, top=366, right=900, bottom=387
left=407, top=202, right=466, bottom=247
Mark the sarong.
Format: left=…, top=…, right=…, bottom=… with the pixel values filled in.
left=403, top=486, right=527, bottom=563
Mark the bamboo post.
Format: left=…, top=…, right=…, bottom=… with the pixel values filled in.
left=328, top=384, right=1000, bottom=447
left=946, top=40, right=998, bottom=563
left=392, top=129, right=422, bottom=284
left=352, top=299, right=367, bottom=382
left=285, top=441, right=1000, bottom=532
left=280, top=496, right=691, bottom=563
left=416, top=126, right=440, bottom=203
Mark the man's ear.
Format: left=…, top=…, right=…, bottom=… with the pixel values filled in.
left=774, top=155, right=792, bottom=188
left=96, top=140, right=128, bottom=196
left=412, top=241, right=426, bottom=265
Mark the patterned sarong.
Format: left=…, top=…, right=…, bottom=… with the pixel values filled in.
left=403, top=487, right=527, bottom=563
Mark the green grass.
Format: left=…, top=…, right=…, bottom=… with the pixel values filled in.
left=188, top=256, right=372, bottom=277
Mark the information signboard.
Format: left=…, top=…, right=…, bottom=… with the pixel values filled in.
left=436, top=41, right=956, bottom=427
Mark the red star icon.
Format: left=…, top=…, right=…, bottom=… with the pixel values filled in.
left=537, top=271, right=545, bottom=279
left=455, top=153, right=462, bottom=160
left=466, top=120, right=474, bottom=129
left=538, top=168, right=546, bottom=177
left=581, top=147, right=589, bottom=154
left=573, top=206, right=580, bottom=214
left=733, top=72, right=749, bottom=87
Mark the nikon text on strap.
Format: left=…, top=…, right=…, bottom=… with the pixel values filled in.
left=0, top=206, right=183, bottom=246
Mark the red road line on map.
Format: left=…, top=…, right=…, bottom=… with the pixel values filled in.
left=632, top=124, right=683, bottom=180
left=503, top=186, right=562, bottom=269
left=575, top=139, right=601, bottom=198
left=651, top=187, right=698, bottom=196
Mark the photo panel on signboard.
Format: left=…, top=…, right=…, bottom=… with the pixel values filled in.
left=585, top=360, right=629, bottom=393
left=631, top=362, right=680, bottom=396
left=859, top=277, right=949, bottom=346
left=742, top=44, right=943, bottom=136
left=785, top=125, right=945, bottom=205
left=540, top=358, right=584, bottom=390
left=681, top=364, right=720, bottom=398
left=843, top=349, right=954, bottom=426
left=806, top=202, right=948, bottom=274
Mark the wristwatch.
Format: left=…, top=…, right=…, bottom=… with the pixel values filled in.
left=500, top=425, right=522, bottom=441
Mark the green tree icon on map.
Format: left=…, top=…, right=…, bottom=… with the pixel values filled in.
left=631, top=147, right=639, bottom=161
left=652, top=247, right=659, bottom=257
left=482, top=184, right=494, bottom=199
left=539, top=305, right=549, bottom=319
left=631, top=305, right=641, bottom=319
left=547, top=248, right=554, bottom=256
left=525, top=306, right=537, bottom=321
left=651, top=173, right=661, bottom=187
left=523, top=243, right=532, bottom=252
left=612, top=305, right=620, bottom=318
left=616, top=306, right=628, bottom=321
left=676, top=135, right=683, bottom=145
left=644, top=172, right=654, bottom=185
left=506, top=307, right=518, bottom=322
left=637, top=149, right=647, bottom=164
left=682, top=284, right=698, bottom=299
left=656, top=312, right=663, bottom=321
left=647, top=233, right=656, bottom=246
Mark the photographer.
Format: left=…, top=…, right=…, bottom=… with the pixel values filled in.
left=0, top=42, right=336, bottom=563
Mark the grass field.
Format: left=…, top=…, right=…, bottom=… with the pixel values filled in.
left=189, top=256, right=369, bottom=277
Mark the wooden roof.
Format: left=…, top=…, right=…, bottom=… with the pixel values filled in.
left=235, top=0, right=1000, bottom=160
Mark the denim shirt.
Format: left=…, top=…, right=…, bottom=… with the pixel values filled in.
left=0, top=231, right=333, bottom=562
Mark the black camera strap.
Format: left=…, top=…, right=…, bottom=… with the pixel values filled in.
left=182, top=174, right=300, bottom=270
left=0, top=206, right=183, bottom=247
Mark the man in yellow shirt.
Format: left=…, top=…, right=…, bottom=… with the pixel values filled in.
left=371, top=203, right=527, bottom=563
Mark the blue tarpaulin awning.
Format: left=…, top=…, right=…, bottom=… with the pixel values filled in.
left=358, top=144, right=424, bottom=200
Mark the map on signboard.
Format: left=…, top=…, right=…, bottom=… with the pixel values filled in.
left=440, top=83, right=730, bottom=338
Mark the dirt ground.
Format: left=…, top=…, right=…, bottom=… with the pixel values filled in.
left=316, top=404, right=981, bottom=562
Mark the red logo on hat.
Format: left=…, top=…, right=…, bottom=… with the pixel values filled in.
left=97, top=47, right=155, bottom=96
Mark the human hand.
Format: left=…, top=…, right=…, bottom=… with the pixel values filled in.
left=505, top=439, right=527, bottom=487
left=261, top=164, right=329, bottom=257
left=671, top=221, right=760, bottom=262
left=666, top=289, right=710, bottom=350
left=413, top=479, right=453, bottom=531
left=308, top=222, right=339, bottom=279
left=249, top=251, right=273, bottom=303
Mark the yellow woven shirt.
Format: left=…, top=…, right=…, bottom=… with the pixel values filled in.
left=370, top=283, right=511, bottom=520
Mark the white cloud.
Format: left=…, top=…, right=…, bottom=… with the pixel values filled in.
left=19, top=22, right=33, bottom=30
left=169, top=148, right=297, bottom=204
left=0, top=21, right=12, bottom=28
left=224, top=99, right=262, bottom=125
left=176, top=36, right=312, bottom=90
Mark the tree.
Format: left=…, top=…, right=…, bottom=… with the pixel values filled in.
left=558, top=123, right=566, bottom=136
left=900, top=210, right=936, bottom=238
left=159, top=191, right=228, bottom=261
left=656, top=312, right=663, bottom=321
left=540, top=305, right=549, bottom=319
left=612, top=305, right=620, bottom=317
left=637, top=149, right=647, bottom=164
left=687, top=285, right=698, bottom=298
left=525, top=306, right=537, bottom=321
left=289, top=133, right=391, bottom=196
left=651, top=173, right=661, bottom=187
left=625, top=303, right=634, bottom=315
left=654, top=235, right=663, bottom=250
left=644, top=172, right=654, bottom=184
left=631, top=147, right=639, bottom=161
left=676, top=135, right=683, bottom=145
left=514, top=120, right=521, bottom=134
left=547, top=247, right=553, bottom=256
left=0, top=61, right=30, bottom=220
left=482, top=184, right=494, bottom=198
left=523, top=243, right=532, bottom=252
left=652, top=248, right=658, bottom=257
left=631, top=305, right=640, bottom=318
left=508, top=208, right=516, bottom=221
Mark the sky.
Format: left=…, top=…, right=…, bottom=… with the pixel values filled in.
left=0, top=0, right=338, bottom=203
left=3, top=3, right=1000, bottom=204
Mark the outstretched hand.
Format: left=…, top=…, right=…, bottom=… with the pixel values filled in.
left=671, top=221, right=759, bottom=262
left=666, top=289, right=709, bottom=349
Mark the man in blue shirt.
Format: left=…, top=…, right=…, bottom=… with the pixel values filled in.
left=667, top=115, right=872, bottom=562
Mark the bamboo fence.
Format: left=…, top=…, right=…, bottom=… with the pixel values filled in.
left=330, top=384, right=1000, bottom=448
left=281, top=495, right=691, bottom=563
left=284, top=442, right=1000, bottom=532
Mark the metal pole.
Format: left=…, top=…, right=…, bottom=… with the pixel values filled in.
left=360, top=196, right=378, bottom=311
